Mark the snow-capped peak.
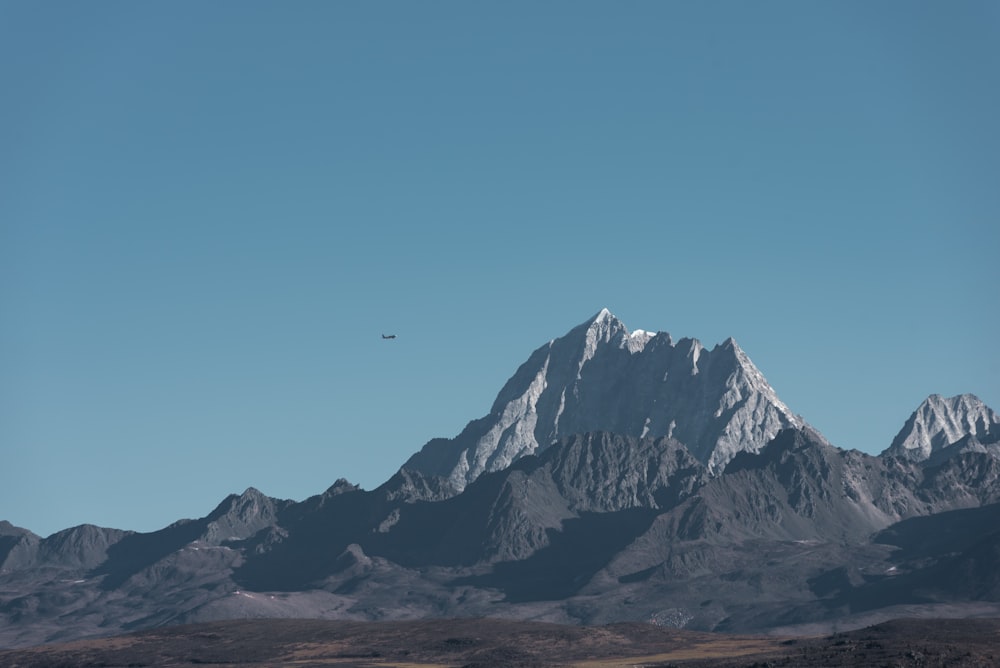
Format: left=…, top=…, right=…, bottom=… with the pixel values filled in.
left=403, top=309, right=806, bottom=487
left=594, top=307, right=614, bottom=322
left=628, top=329, right=656, bottom=349
left=883, top=393, right=1000, bottom=462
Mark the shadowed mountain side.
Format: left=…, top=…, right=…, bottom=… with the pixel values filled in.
left=545, top=430, right=1000, bottom=632
left=0, top=522, right=128, bottom=573
left=368, top=462, right=576, bottom=567
left=231, top=474, right=545, bottom=591
left=45, top=526, right=129, bottom=571
left=712, top=429, right=914, bottom=542
left=94, top=488, right=291, bottom=590
left=236, top=433, right=704, bottom=591
left=875, top=530, right=1000, bottom=605
left=0, top=522, right=41, bottom=571
left=937, top=530, right=1000, bottom=600
left=796, top=505, right=1000, bottom=617
left=915, top=451, right=1000, bottom=508
left=873, top=500, right=1000, bottom=561
left=230, top=485, right=381, bottom=591
left=5, top=488, right=295, bottom=586
left=543, top=432, right=706, bottom=512
left=0, top=524, right=132, bottom=575
left=597, top=433, right=1000, bottom=587
left=451, top=507, right=661, bottom=602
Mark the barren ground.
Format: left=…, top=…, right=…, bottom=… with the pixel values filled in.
left=1, top=617, right=998, bottom=667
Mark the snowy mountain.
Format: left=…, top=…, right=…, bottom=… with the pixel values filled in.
left=3, top=310, right=999, bottom=648
left=403, top=308, right=804, bottom=488
left=882, top=394, right=1000, bottom=464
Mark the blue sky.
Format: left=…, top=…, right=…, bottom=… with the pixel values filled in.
left=2, top=1, right=998, bottom=537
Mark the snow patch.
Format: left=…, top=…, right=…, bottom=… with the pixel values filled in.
left=553, top=388, right=567, bottom=436
left=626, top=328, right=655, bottom=353
left=687, top=340, right=703, bottom=374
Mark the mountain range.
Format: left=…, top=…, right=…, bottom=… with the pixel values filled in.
left=3, top=309, right=999, bottom=648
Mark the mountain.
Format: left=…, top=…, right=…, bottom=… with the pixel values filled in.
left=0, top=522, right=41, bottom=572
left=2, top=311, right=998, bottom=648
left=403, top=309, right=803, bottom=489
left=882, top=394, right=1000, bottom=464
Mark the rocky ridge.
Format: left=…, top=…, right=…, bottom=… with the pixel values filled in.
left=403, top=309, right=804, bottom=489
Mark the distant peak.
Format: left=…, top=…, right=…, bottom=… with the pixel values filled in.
left=912, top=394, right=995, bottom=421
left=584, top=309, right=655, bottom=342
left=326, top=478, right=361, bottom=496
left=676, top=336, right=704, bottom=353
left=920, top=393, right=982, bottom=409
left=0, top=520, right=35, bottom=537
left=884, top=393, right=999, bottom=461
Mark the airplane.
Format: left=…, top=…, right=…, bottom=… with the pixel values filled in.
left=381, top=334, right=397, bottom=339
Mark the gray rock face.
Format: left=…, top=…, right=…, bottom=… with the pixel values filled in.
left=201, top=487, right=288, bottom=545
left=883, top=394, right=1000, bottom=463
left=403, top=309, right=803, bottom=488
left=37, top=525, right=131, bottom=570
left=544, top=432, right=705, bottom=513
left=0, top=522, right=41, bottom=572
left=0, top=522, right=129, bottom=572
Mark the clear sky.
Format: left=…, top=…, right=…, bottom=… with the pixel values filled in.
left=2, top=1, right=998, bottom=537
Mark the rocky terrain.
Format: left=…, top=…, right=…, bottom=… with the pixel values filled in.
left=3, top=310, right=999, bottom=649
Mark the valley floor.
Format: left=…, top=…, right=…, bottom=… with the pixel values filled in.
left=1, top=617, right=998, bottom=668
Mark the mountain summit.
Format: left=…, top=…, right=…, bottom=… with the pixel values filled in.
left=883, top=393, right=1000, bottom=463
left=403, top=309, right=803, bottom=489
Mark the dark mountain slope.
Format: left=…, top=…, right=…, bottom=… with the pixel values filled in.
left=0, top=522, right=40, bottom=572
left=561, top=427, right=1000, bottom=631
left=236, top=432, right=705, bottom=591
left=6, top=419, right=1000, bottom=647
left=544, top=432, right=705, bottom=512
